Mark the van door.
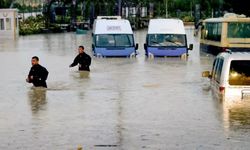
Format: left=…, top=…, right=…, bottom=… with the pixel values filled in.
left=211, top=57, right=224, bottom=99
left=227, top=60, right=250, bottom=99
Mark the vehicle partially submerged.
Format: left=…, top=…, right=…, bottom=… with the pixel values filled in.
left=144, top=19, right=193, bottom=57
left=92, top=16, right=138, bottom=57
left=203, top=51, right=250, bottom=101
left=200, top=13, right=250, bottom=55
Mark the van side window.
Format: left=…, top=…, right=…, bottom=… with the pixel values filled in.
left=211, top=58, right=219, bottom=79
left=215, top=58, right=224, bottom=83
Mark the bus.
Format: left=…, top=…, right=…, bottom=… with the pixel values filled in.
left=200, top=13, right=250, bottom=55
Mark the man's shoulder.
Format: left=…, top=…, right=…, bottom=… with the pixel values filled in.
left=83, top=52, right=91, bottom=58
left=37, top=64, right=47, bottom=70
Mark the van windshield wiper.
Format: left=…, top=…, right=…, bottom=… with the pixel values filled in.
left=151, top=41, right=161, bottom=45
left=164, top=39, right=182, bottom=46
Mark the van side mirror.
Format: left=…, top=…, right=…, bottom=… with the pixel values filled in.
left=135, top=43, right=139, bottom=50
left=202, top=71, right=211, bottom=78
left=144, top=43, right=147, bottom=50
left=92, top=44, right=94, bottom=51
left=188, top=44, right=193, bottom=50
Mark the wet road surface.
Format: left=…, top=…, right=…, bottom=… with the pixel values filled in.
left=0, top=28, right=250, bottom=150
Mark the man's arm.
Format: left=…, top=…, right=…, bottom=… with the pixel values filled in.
left=26, top=68, right=33, bottom=83
left=41, top=67, right=49, bottom=81
left=86, top=55, right=91, bottom=66
left=69, top=55, right=79, bottom=67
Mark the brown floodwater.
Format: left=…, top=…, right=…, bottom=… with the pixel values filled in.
left=0, top=28, right=250, bottom=150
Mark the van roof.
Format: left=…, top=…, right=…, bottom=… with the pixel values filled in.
left=148, top=19, right=185, bottom=34
left=93, top=19, right=133, bottom=34
left=218, top=52, right=250, bottom=60
left=96, top=16, right=122, bottom=20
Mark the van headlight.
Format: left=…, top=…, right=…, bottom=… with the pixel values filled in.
left=148, top=52, right=154, bottom=59
left=130, top=52, right=136, bottom=58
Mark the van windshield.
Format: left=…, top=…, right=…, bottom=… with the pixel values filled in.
left=148, top=34, right=186, bottom=47
left=229, top=60, right=250, bottom=86
left=95, top=34, right=134, bottom=47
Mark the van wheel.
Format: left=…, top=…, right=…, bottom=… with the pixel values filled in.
left=181, top=53, right=188, bottom=61
left=130, top=52, right=136, bottom=58
left=96, top=53, right=103, bottom=58
left=148, top=53, right=154, bottom=59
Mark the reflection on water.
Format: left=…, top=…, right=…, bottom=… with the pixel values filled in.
left=229, top=106, right=250, bottom=128
left=78, top=71, right=90, bottom=79
left=221, top=99, right=250, bottom=130
left=69, top=71, right=90, bottom=85
left=28, top=88, right=47, bottom=114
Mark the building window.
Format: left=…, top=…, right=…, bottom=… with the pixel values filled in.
left=6, top=18, right=11, bottom=30
left=0, top=19, right=4, bottom=30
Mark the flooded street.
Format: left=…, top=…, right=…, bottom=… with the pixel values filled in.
left=1, top=28, right=250, bottom=150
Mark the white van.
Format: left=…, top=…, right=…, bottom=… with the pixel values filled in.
left=203, top=51, right=250, bottom=100
left=144, top=19, right=193, bottom=57
left=92, top=16, right=138, bottom=57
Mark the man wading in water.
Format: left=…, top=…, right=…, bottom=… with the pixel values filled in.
left=26, top=56, right=49, bottom=88
left=69, top=46, right=92, bottom=71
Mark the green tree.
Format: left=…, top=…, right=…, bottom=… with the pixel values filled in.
left=0, top=0, right=14, bottom=8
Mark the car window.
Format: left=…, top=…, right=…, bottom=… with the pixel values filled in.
left=229, top=60, right=250, bottom=85
left=215, top=59, right=224, bottom=83
left=212, top=58, right=219, bottom=79
left=212, top=58, right=224, bottom=83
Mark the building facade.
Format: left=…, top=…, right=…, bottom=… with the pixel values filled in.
left=0, top=9, right=19, bottom=39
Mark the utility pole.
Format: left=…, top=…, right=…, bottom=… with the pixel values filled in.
left=71, top=0, right=76, bottom=24
left=22, top=0, right=25, bottom=20
left=165, top=0, right=168, bottom=18
left=117, top=0, right=121, bottom=16
left=219, top=0, right=223, bottom=16
left=190, top=0, right=193, bottom=17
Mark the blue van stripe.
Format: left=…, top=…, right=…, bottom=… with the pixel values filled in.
left=94, top=47, right=135, bottom=56
left=147, top=47, right=187, bottom=56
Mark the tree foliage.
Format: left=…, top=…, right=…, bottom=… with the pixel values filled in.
left=0, top=0, right=14, bottom=8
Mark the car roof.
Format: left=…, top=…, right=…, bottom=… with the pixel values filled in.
left=218, top=52, right=250, bottom=60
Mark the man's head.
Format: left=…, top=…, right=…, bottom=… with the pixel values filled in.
left=78, top=46, right=84, bottom=54
left=31, top=56, right=39, bottom=66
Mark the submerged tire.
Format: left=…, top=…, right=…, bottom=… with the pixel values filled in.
left=181, top=53, right=188, bottom=60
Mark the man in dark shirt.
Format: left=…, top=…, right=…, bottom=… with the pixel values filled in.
left=26, top=56, right=49, bottom=88
left=69, top=46, right=92, bottom=71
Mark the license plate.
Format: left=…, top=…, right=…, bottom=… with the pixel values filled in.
left=241, top=90, right=250, bottom=99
